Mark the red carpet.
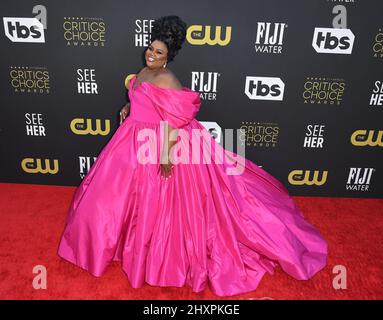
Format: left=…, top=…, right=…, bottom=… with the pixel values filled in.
left=0, top=182, right=382, bottom=300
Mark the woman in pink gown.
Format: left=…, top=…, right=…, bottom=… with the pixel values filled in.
left=57, top=15, right=327, bottom=297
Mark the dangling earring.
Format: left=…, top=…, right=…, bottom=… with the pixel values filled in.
left=163, top=62, right=167, bottom=68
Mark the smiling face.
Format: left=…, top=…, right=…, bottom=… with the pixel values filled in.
left=145, top=40, right=169, bottom=71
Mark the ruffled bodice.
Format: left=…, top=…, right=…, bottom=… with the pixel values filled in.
left=128, top=75, right=201, bottom=128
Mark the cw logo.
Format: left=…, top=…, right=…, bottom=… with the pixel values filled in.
left=350, top=129, right=383, bottom=147
left=187, top=25, right=232, bottom=46
left=70, top=118, right=110, bottom=136
left=21, top=158, right=59, bottom=174
left=124, top=74, right=135, bottom=89
left=288, top=170, right=328, bottom=186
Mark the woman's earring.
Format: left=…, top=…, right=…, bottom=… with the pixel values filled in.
left=163, top=62, right=167, bottom=68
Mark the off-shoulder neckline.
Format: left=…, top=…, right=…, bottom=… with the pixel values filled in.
left=130, top=74, right=195, bottom=93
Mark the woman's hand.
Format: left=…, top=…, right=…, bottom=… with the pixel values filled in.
left=119, top=103, right=130, bottom=124
left=159, top=162, right=174, bottom=179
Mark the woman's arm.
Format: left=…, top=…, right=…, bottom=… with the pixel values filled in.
left=156, top=73, right=182, bottom=178
left=119, top=102, right=130, bottom=124
left=160, top=122, right=177, bottom=178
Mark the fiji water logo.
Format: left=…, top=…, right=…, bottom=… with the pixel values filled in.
left=346, top=168, right=375, bottom=192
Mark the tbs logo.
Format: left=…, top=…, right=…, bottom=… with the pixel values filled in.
left=200, top=121, right=222, bottom=143
left=3, top=17, right=45, bottom=43
left=312, top=28, right=354, bottom=54
left=245, top=76, right=285, bottom=101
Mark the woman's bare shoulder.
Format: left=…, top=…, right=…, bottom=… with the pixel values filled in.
left=154, top=70, right=182, bottom=90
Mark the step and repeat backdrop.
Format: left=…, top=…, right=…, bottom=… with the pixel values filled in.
left=0, top=0, right=382, bottom=198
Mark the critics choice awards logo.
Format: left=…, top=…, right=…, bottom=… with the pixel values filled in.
left=239, top=122, right=279, bottom=148
left=9, top=66, right=50, bottom=94
left=372, top=28, right=383, bottom=59
left=63, top=17, right=106, bottom=47
left=303, top=77, right=345, bottom=106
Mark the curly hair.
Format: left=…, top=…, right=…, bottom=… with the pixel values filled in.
left=149, top=15, right=187, bottom=63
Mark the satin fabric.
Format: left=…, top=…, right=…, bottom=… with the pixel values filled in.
left=57, top=75, right=328, bottom=296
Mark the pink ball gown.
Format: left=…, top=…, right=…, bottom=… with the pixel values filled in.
left=57, top=74, right=328, bottom=297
